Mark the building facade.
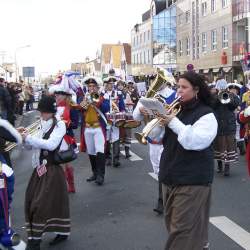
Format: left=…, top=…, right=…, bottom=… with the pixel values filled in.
left=131, top=10, right=153, bottom=75
left=100, top=43, right=131, bottom=79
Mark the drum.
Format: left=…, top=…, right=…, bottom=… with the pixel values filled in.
left=114, top=112, right=126, bottom=128
left=123, top=113, right=141, bottom=129
left=106, top=112, right=126, bottom=127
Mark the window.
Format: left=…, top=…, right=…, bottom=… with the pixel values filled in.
left=186, top=37, right=190, bottom=55
left=133, top=54, right=136, bottom=64
left=144, top=32, right=146, bottom=43
left=222, top=0, right=228, bottom=8
left=140, top=34, right=142, bottom=44
left=140, top=52, right=142, bottom=64
left=144, top=51, right=146, bottom=64
left=136, top=36, right=139, bottom=46
left=148, top=30, right=151, bottom=41
left=185, top=11, right=191, bottom=23
left=178, top=14, right=183, bottom=25
left=148, top=50, right=150, bottom=63
left=211, top=0, right=216, bottom=12
left=201, top=2, right=207, bottom=16
left=202, top=32, right=207, bottom=52
left=179, top=40, right=183, bottom=56
left=222, top=26, right=228, bottom=48
left=133, top=37, right=136, bottom=46
left=211, top=29, right=217, bottom=50
left=136, top=54, right=139, bottom=64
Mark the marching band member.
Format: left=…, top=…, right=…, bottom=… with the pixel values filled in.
left=22, top=96, right=70, bottom=250
left=133, top=73, right=176, bottom=215
left=127, top=80, right=140, bottom=109
left=80, top=77, right=107, bottom=185
left=213, top=79, right=240, bottom=176
left=102, top=77, right=125, bottom=167
left=0, top=118, right=22, bottom=248
left=117, top=80, right=133, bottom=158
left=158, top=71, right=217, bottom=250
left=49, top=76, right=80, bottom=193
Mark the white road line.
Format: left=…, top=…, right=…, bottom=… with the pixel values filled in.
left=131, top=139, right=139, bottom=144
left=210, top=216, right=250, bottom=250
left=148, top=172, right=158, bottom=181
left=120, top=150, right=143, bottom=161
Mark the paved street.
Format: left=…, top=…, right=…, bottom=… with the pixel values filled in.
left=9, top=112, right=250, bottom=250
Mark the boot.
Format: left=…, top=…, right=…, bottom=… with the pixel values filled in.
left=217, top=160, right=223, bottom=173
left=87, top=155, right=97, bottom=182
left=125, top=146, right=131, bottom=159
left=238, top=141, right=246, bottom=155
left=105, top=142, right=112, bottom=166
left=26, top=239, right=41, bottom=250
left=49, top=235, right=68, bottom=246
left=95, top=152, right=106, bottom=185
left=65, top=165, right=76, bottom=193
left=113, top=140, right=121, bottom=167
left=153, top=182, right=163, bottom=215
left=224, top=164, right=230, bottom=176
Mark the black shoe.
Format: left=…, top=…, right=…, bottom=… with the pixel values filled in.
left=217, top=161, right=223, bottom=173
left=125, top=146, right=131, bottom=159
left=113, top=159, right=120, bottom=168
left=26, top=240, right=41, bottom=250
left=49, top=235, right=68, bottom=246
left=86, top=175, right=96, bottom=182
left=153, top=199, right=163, bottom=215
left=224, top=165, right=230, bottom=176
left=95, top=175, right=104, bottom=185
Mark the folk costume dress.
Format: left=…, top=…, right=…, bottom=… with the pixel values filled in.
left=24, top=118, right=70, bottom=241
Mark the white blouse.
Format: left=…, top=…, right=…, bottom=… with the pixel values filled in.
left=168, top=113, right=218, bottom=151
left=25, top=120, right=66, bottom=151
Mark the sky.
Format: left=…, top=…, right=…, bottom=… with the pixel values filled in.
left=0, top=0, right=150, bottom=76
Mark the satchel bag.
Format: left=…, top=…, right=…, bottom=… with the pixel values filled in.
left=53, top=142, right=77, bottom=165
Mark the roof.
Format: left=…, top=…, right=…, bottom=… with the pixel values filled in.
left=153, top=0, right=166, bottom=15
left=142, top=9, right=151, bottom=22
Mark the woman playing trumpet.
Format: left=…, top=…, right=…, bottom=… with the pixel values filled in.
left=157, top=72, right=217, bottom=250
left=21, top=96, right=70, bottom=250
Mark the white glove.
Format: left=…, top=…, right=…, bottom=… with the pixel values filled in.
left=244, top=106, right=250, bottom=117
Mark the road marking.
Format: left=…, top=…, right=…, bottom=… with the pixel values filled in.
left=210, top=216, right=250, bottom=250
left=120, top=150, right=143, bottom=161
left=148, top=172, right=158, bottom=181
left=131, top=139, right=139, bottom=144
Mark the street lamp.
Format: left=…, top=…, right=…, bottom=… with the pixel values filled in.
left=15, top=45, right=31, bottom=82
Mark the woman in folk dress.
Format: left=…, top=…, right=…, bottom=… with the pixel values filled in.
left=22, top=96, right=70, bottom=250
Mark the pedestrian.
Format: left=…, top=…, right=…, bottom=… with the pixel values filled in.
left=158, top=71, right=217, bottom=250
left=213, top=80, right=240, bottom=176
left=21, top=96, right=70, bottom=250
left=0, top=78, right=14, bottom=125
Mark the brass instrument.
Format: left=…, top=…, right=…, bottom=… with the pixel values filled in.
left=4, top=120, right=40, bottom=152
left=80, top=92, right=100, bottom=109
left=134, top=97, right=181, bottom=145
left=218, top=90, right=233, bottom=104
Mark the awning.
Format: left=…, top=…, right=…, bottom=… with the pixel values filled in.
left=223, top=67, right=232, bottom=73
left=213, top=68, right=220, bottom=73
left=203, top=69, right=210, bottom=74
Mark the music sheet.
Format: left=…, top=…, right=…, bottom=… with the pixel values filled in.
left=139, top=97, right=167, bottom=116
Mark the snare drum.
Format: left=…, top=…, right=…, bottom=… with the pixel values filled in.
left=114, top=112, right=126, bottom=128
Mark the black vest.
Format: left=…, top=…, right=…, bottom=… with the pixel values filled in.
left=159, top=100, right=215, bottom=186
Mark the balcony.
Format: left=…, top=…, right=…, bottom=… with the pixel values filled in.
left=233, top=0, right=250, bottom=21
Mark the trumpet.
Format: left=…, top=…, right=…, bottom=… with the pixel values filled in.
left=80, top=92, right=100, bottom=109
left=134, top=97, right=182, bottom=145
left=4, top=120, right=40, bottom=152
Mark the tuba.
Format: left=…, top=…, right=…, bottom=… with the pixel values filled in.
left=134, top=97, right=181, bottom=145
left=218, top=90, right=233, bottom=104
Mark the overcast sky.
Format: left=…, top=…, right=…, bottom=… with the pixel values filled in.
left=0, top=0, right=150, bottom=75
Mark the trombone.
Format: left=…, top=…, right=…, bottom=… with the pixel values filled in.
left=134, top=97, right=182, bottom=145
left=4, top=120, right=40, bottom=152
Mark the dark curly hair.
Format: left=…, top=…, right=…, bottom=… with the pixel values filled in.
left=178, top=71, right=212, bottom=106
